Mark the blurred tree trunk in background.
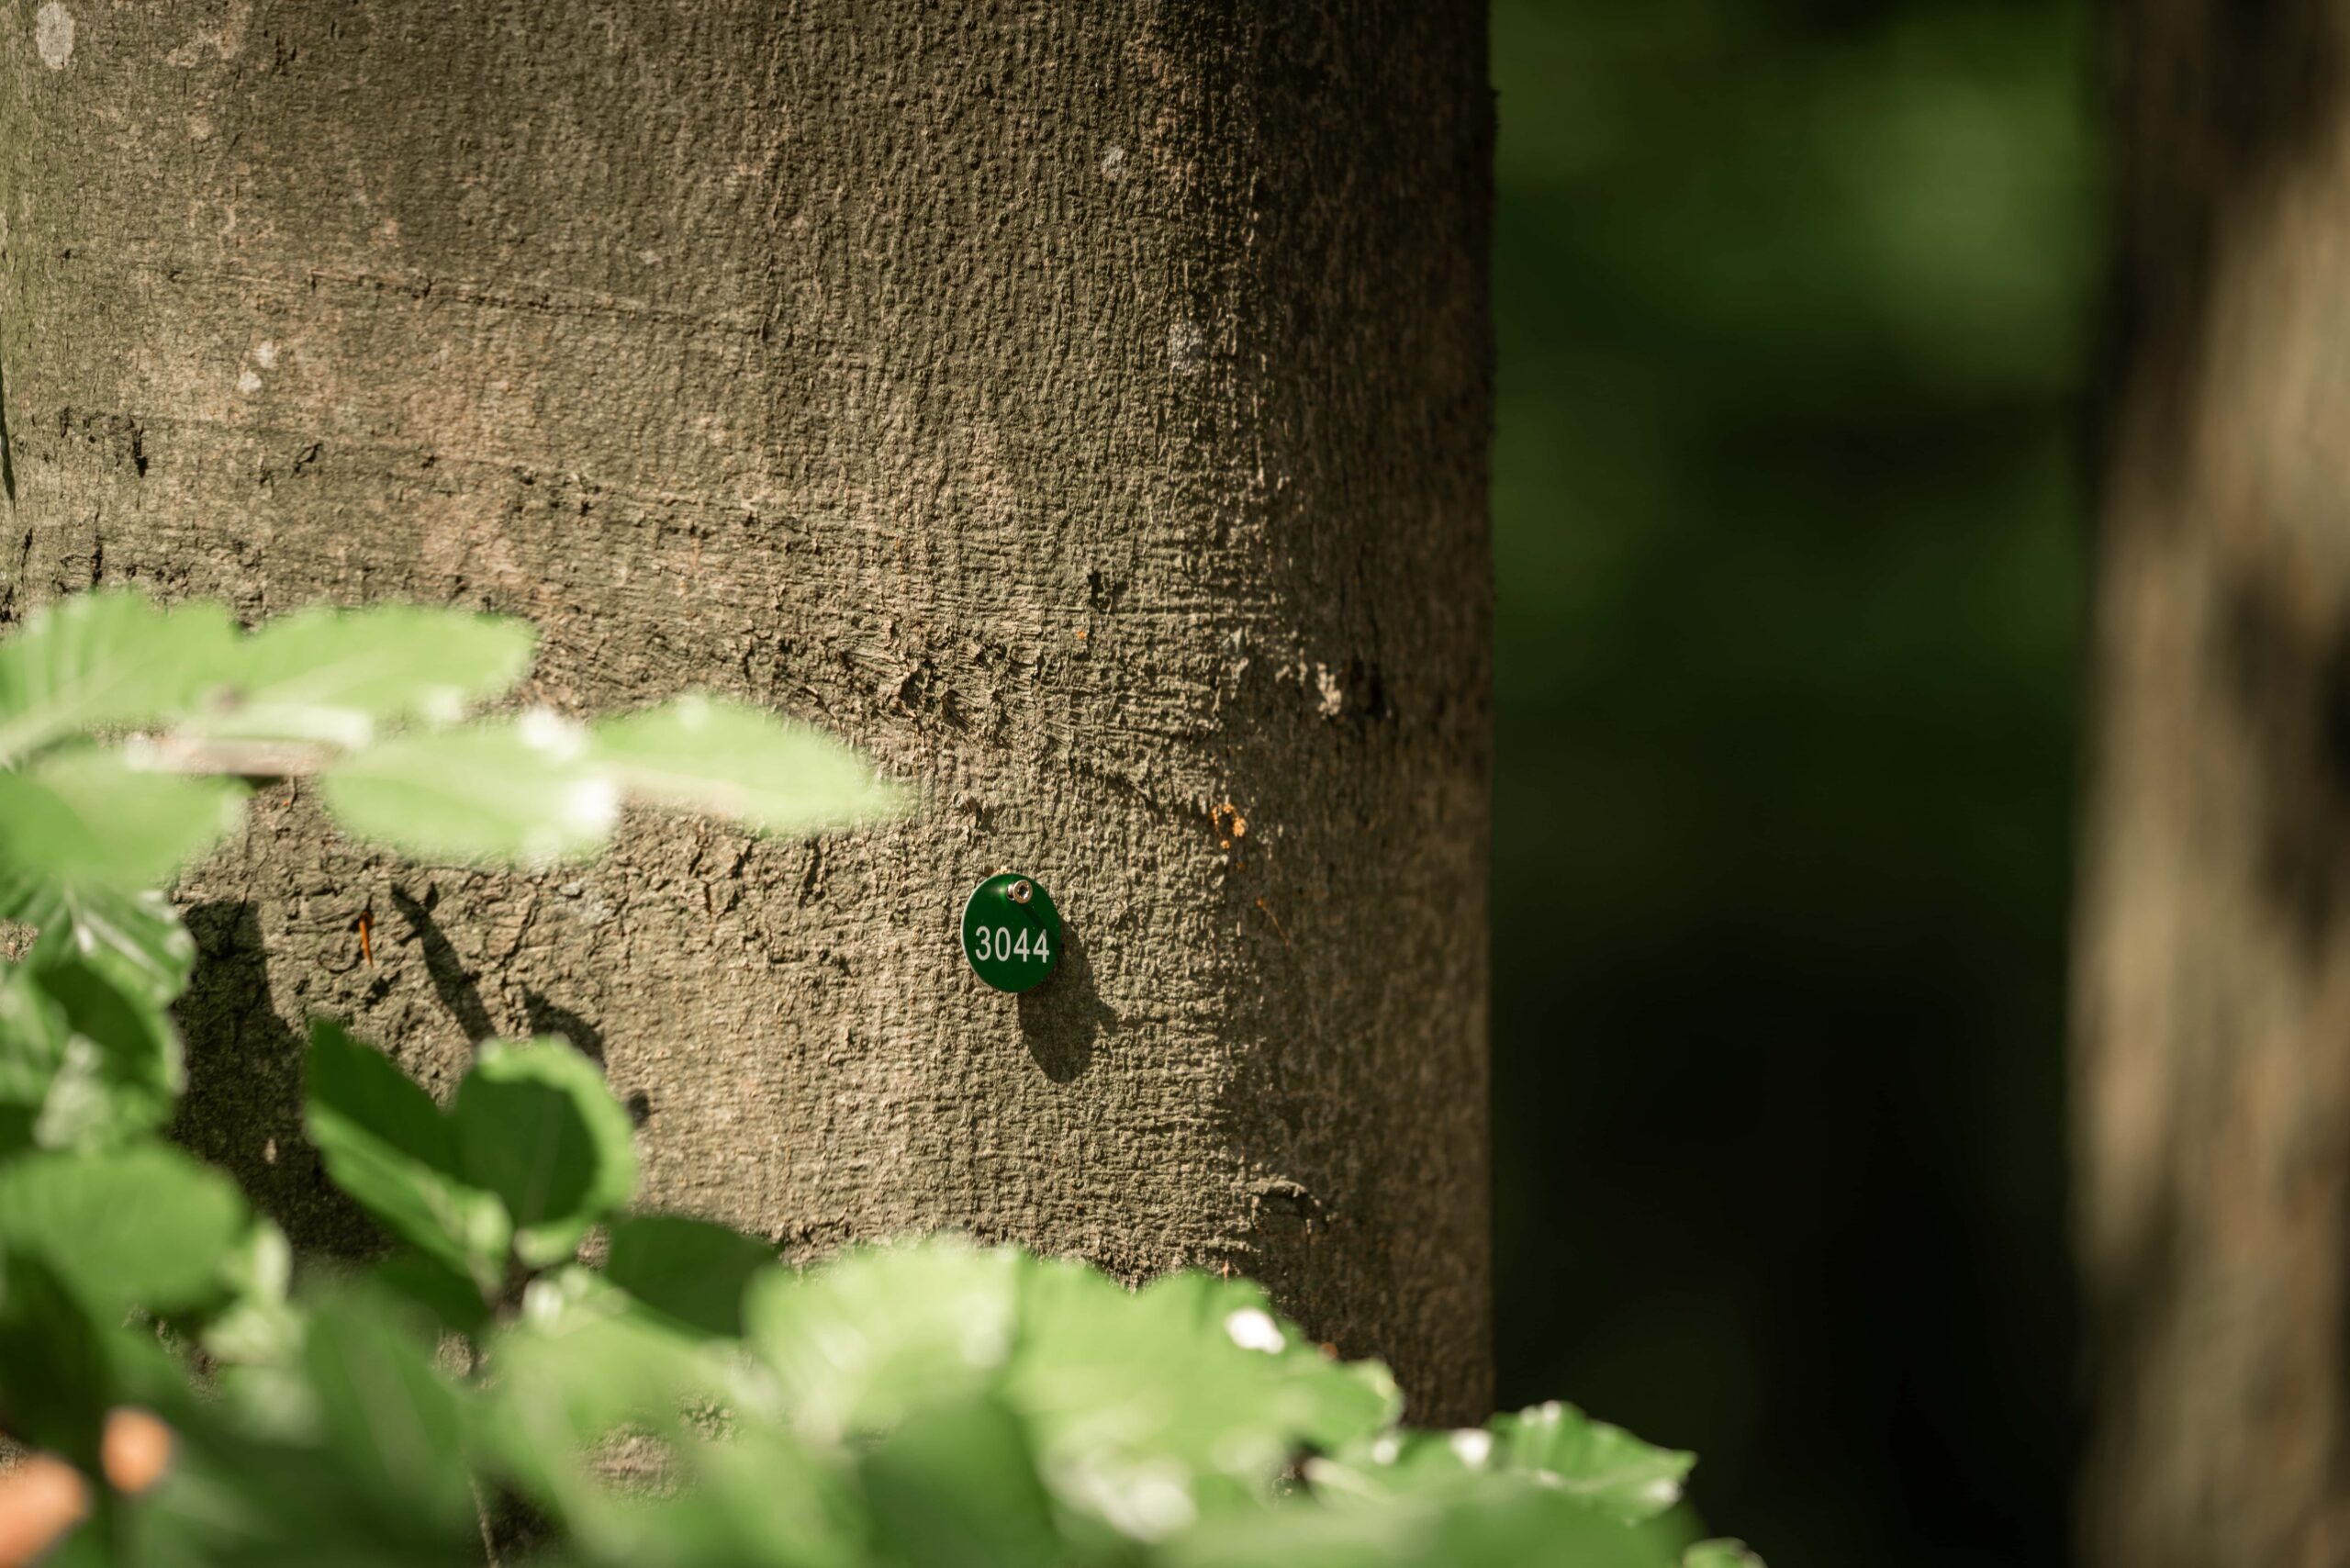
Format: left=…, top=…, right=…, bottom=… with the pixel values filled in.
left=2080, top=2, right=2350, bottom=1560
left=0, top=3, right=1494, bottom=1415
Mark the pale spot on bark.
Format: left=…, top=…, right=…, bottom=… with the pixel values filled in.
left=235, top=367, right=263, bottom=395
left=34, top=3, right=73, bottom=70
left=1314, top=663, right=1344, bottom=716
left=1100, top=145, right=1127, bottom=180
left=252, top=341, right=278, bottom=369
left=164, top=0, right=252, bottom=67
left=1169, top=318, right=1206, bottom=375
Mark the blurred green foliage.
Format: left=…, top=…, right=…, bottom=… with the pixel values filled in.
left=1489, top=1, right=2092, bottom=1563
left=0, top=591, right=1764, bottom=1567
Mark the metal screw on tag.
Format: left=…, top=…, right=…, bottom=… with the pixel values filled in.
left=961, top=872, right=1061, bottom=993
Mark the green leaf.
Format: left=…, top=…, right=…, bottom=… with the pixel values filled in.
left=744, top=1238, right=1025, bottom=1441
left=1684, top=1542, right=1766, bottom=1568
left=365, top=1249, right=494, bottom=1339
left=591, top=694, right=907, bottom=835
left=741, top=1242, right=1398, bottom=1539
left=858, top=1395, right=1068, bottom=1568
left=1004, top=1265, right=1396, bottom=1533
left=193, top=602, right=537, bottom=746
left=1301, top=1429, right=1475, bottom=1502
left=0, top=1146, right=248, bottom=1314
left=506, top=1266, right=730, bottom=1407
left=1162, top=1482, right=1684, bottom=1568
left=308, top=1025, right=637, bottom=1299
left=543, top=1422, right=864, bottom=1568
left=0, top=954, right=182, bottom=1156
left=303, top=1020, right=508, bottom=1293
left=131, top=1397, right=490, bottom=1568
left=201, top=1221, right=303, bottom=1365
left=604, top=1214, right=775, bottom=1338
left=301, top=1291, right=476, bottom=1524
left=29, top=1521, right=108, bottom=1568
left=217, top=1218, right=291, bottom=1305
left=478, top=1264, right=739, bottom=1510
left=15, top=887, right=196, bottom=1007
left=1488, top=1401, right=1695, bottom=1522
left=0, top=590, right=238, bottom=765
left=0, top=746, right=246, bottom=892
left=0, top=963, right=70, bottom=1153
left=1308, top=1403, right=1692, bottom=1526
left=319, top=716, right=616, bottom=867
left=0, top=1248, right=113, bottom=1474
left=452, top=1037, right=638, bottom=1268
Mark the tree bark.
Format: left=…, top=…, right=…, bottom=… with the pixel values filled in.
left=2080, top=2, right=2350, bottom=1559
left=0, top=1, right=1494, bottom=1415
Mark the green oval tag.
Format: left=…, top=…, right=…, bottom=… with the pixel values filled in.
left=960, top=873, right=1061, bottom=993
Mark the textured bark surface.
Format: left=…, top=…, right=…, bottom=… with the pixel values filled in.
left=0, top=1, right=1494, bottom=1415
left=2079, top=1, right=2350, bottom=1559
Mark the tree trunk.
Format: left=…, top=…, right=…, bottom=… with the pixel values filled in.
left=2079, top=2, right=2350, bottom=1559
left=0, top=1, right=1494, bottom=1416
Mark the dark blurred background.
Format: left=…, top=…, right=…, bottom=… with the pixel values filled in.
left=1487, top=2, right=2093, bottom=1564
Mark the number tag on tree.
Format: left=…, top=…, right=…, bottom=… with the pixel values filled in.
left=960, top=872, right=1061, bottom=993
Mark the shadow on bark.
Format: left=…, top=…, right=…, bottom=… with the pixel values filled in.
left=2105, top=0, right=2350, bottom=484
left=1017, top=924, right=1115, bottom=1083
left=172, top=900, right=378, bottom=1258
left=387, top=887, right=497, bottom=1045
left=523, top=988, right=608, bottom=1066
